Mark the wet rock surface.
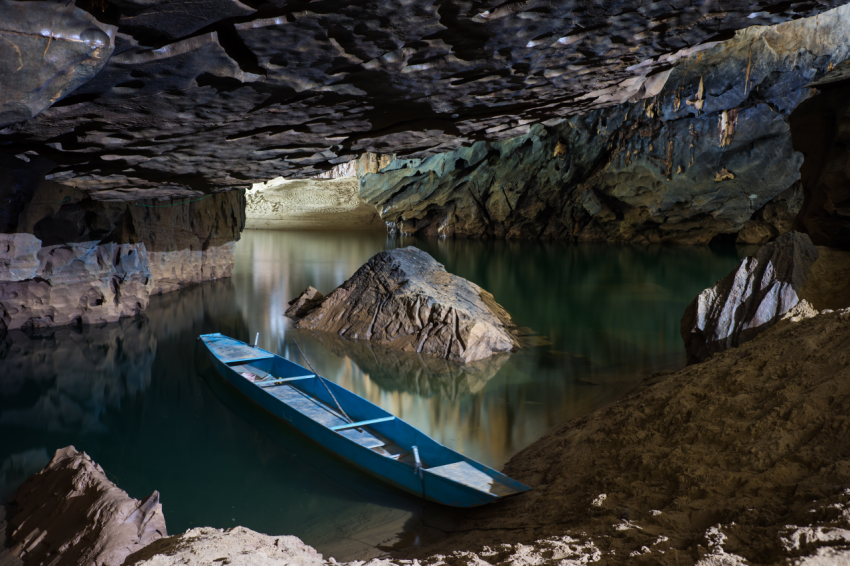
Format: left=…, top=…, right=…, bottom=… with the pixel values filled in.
left=397, top=306, right=850, bottom=565
left=286, top=247, right=520, bottom=364
left=0, top=235, right=152, bottom=331
left=359, top=7, right=850, bottom=243
left=0, top=0, right=115, bottom=127
left=680, top=231, right=819, bottom=364
left=0, top=0, right=843, bottom=201
left=4, top=446, right=166, bottom=566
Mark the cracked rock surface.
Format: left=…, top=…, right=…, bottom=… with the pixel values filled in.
left=680, top=230, right=819, bottom=364
left=5, top=446, right=166, bottom=566
left=285, top=247, right=520, bottom=364
left=0, top=0, right=846, bottom=202
left=358, top=6, right=850, bottom=243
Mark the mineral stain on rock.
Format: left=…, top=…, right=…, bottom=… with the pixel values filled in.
left=285, top=247, right=522, bottom=364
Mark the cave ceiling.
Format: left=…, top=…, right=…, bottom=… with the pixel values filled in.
left=0, top=0, right=847, bottom=201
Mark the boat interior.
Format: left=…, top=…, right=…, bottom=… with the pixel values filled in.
left=203, top=334, right=527, bottom=498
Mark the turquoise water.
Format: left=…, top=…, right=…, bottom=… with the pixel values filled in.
left=0, top=231, right=751, bottom=558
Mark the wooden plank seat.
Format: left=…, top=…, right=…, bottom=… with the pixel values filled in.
left=230, top=364, right=271, bottom=379
left=205, top=334, right=274, bottom=364
left=266, top=385, right=386, bottom=449
left=426, top=461, right=520, bottom=497
left=330, top=416, right=395, bottom=431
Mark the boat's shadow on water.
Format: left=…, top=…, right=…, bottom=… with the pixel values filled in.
left=195, top=352, right=460, bottom=558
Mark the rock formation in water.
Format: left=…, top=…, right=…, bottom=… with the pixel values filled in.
left=680, top=231, right=819, bottom=364
left=12, top=309, right=850, bottom=565
left=358, top=7, right=850, bottom=244
left=0, top=179, right=244, bottom=330
left=286, top=247, right=520, bottom=364
left=5, top=446, right=166, bottom=566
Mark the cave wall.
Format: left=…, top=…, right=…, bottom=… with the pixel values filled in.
left=791, top=80, right=850, bottom=250
left=0, top=157, right=245, bottom=330
left=359, top=5, right=850, bottom=244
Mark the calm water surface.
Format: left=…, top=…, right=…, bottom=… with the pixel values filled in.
left=0, top=231, right=751, bottom=558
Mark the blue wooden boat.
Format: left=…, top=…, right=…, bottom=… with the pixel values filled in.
left=199, top=333, right=531, bottom=507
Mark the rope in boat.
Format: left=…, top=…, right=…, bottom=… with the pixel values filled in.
left=292, top=339, right=358, bottom=428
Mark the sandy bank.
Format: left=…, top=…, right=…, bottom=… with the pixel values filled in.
left=398, top=305, right=850, bottom=565
left=246, top=177, right=384, bottom=231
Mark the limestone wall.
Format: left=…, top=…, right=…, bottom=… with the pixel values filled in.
left=358, top=4, right=850, bottom=245
left=0, top=187, right=245, bottom=331
left=245, top=175, right=383, bottom=231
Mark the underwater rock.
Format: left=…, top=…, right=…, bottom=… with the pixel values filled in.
left=680, top=231, right=819, bottom=364
left=6, top=446, right=166, bottom=566
left=286, top=247, right=520, bottom=364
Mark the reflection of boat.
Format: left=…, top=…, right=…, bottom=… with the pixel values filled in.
left=200, top=333, right=530, bottom=507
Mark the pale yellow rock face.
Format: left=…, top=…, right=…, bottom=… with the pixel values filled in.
left=148, top=242, right=237, bottom=294
left=246, top=176, right=384, bottom=231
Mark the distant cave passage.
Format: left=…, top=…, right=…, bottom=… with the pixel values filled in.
left=790, top=82, right=850, bottom=251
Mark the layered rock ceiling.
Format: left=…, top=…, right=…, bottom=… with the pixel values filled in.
left=0, top=0, right=847, bottom=202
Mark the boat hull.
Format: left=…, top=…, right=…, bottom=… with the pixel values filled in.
left=200, top=333, right=530, bottom=507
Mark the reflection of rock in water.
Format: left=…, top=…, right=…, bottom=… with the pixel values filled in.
left=145, top=277, right=245, bottom=339
left=299, top=330, right=510, bottom=399
left=0, top=317, right=156, bottom=433
left=0, top=448, right=49, bottom=503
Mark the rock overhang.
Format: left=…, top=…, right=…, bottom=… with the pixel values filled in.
left=0, top=0, right=848, bottom=203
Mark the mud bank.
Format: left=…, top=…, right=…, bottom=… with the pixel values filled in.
left=398, top=306, right=850, bottom=565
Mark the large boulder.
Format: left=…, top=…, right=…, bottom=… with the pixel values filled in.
left=5, top=446, right=166, bottom=566
left=680, top=231, right=819, bottom=364
left=286, top=247, right=520, bottom=364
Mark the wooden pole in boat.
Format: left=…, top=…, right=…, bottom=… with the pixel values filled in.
left=292, top=339, right=360, bottom=430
